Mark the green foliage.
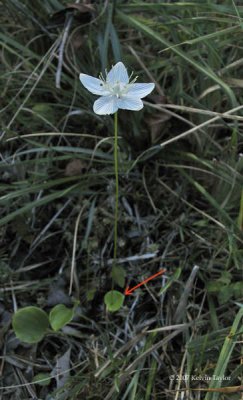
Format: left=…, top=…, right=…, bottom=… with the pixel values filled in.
left=104, top=290, right=124, bottom=312
left=158, top=267, right=181, bottom=295
left=12, top=303, right=77, bottom=343
left=12, top=306, right=49, bottom=344
left=49, top=303, right=76, bottom=331
left=32, top=103, right=56, bottom=126
left=206, top=270, right=243, bottom=304
left=205, top=307, right=243, bottom=400
left=111, top=265, right=126, bottom=288
left=32, top=373, right=51, bottom=386
left=207, top=280, right=243, bottom=305
left=86, top=288, right=97, bottom=301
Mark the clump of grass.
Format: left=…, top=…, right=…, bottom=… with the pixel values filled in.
left=0, top=1, right=243, bottom=399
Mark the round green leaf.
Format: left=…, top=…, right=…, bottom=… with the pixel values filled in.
left=49, top=304, right=74, bottom=331
left=104, top=290, right=124, bottom=312
left=12, top=306, right=49, bottom=343
left=32, top=373, right=51, bottom=386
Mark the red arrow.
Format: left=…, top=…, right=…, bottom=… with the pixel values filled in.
left=124, top=269, right=166, bottom=295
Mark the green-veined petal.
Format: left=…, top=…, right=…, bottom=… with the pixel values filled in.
left=93, top=96, right=118, bottom=115
left=79, top=74, right=110, bottom=96
left=117, top=96, right=143, bottom=111
left=127, top=83, right=155, bottom=98
left=106, top=62, right=129, bottom=85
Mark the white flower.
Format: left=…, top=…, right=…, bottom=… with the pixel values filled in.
left=79, top=62, right=155, bottom=115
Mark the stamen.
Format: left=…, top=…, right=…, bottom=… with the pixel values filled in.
left=130, top=76, right=138, bottom=84
left=99, top=72, right=106, bottom=82
left=129, top=71, right=134, bottom=81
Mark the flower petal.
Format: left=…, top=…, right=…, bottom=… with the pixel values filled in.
left=79, top=73, right=110, bottom=95
left=106, top=62, right=129, bottom=85
left=126, top=83, right=155, bottom=98
left=93, top=96, right=118, bottom=115
left=117, top=96, right=143, bottom=111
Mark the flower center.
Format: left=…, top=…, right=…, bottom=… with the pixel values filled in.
left=99, top=73, right=138, bottom=98
left=111, top=82, right=127, bottom=98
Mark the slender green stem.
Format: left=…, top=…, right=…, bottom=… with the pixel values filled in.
left=113, top=111, right=119, bottom=264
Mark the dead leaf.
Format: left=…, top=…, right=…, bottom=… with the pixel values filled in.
left=145, top=94, right=171, bottom=143
left=149, top=94, right=167, bottom=104
left=147, top=113, right=171, bottom=144
left=67, top=3, right=94, bottom=13
left=52, top=348, right=71, bottom=390
left=70, top=31, right=86, bottom=50
left=64, top=159, right=87, bottom=176
left=50, top=2, right=94, bottom=24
